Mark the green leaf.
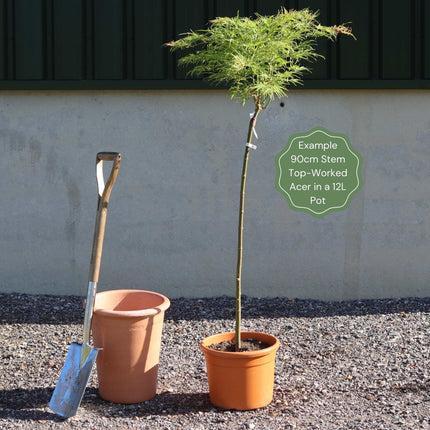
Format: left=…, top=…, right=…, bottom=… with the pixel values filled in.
left=165, top=7, right=353, bottom=107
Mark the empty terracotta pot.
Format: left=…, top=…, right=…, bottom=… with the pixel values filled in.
left=91, top=289, right=170, bottom=404
left=200, top=331, right=280, bottom=410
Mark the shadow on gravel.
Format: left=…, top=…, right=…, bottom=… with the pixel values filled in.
left=167, top=296, right=430, bottom=321
left=0, top=386, right=216, bottom=421
left=1, top=293, right=429, bottom=324
left=0, top=386, right=65, bottom=422
left=93, top=390, right=216, bottom=418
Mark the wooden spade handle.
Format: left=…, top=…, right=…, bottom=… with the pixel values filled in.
left=82, top=152, right=121, bottom=347
left=89, top=152, right=121, bottom=283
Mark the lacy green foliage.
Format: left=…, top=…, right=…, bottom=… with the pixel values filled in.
left=166, top=8, right=353, bottom=107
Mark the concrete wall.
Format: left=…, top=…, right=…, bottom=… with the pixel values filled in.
left=1, top=90, right=429, bottom=300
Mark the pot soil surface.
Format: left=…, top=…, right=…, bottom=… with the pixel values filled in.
left=209, top=338, right=270, bottom=352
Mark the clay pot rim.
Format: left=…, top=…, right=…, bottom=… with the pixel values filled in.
left=200, top=331, right=280, bottom=358
left=93, top=289, right=170, bottom=318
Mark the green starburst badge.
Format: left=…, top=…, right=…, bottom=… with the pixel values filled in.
left=275, top=127, right=362, bottom=218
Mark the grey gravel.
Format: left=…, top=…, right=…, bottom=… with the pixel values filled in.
left=1, top=293, right=429, bottom=429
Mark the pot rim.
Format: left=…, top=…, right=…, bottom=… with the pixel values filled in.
left=93, top=289, right=170, bottom=318
left=200, top=331, right=280, bottom=358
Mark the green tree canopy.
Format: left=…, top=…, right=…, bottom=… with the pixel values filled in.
left=166, top=8, right=353, bottom=108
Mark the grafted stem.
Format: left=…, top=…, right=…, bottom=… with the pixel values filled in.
left=235, top=102, right=262, bottom=351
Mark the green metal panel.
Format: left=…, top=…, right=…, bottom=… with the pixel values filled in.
left=0, top=0, right=428, bottom=89
left=253, top=0, right=286, bottom=16
left=14, top=0, right=44, bottom=79
left=338, top=0, right=370, bottom=79
left=424, top=0, right=430, bottom=79
left=134, top=1, right=167, bottom=79
left=45, top=0, right=53, bottom=80
left=215, top=0, right=247, bottom=17
left=174, top=0, right=208, bottom=79
left=0, top=0, right=6, bottom=79
left=369, top=0, right=380, bottom=79
left=413, top=0, right=424, bottom=79
left=93, top=0, right=124, bottom=79
left=6, top=0, right=14, bottom=78
left=297, top=0, right=330, bottom=80
left=53, top=0, right=83, bottom=79
left=381, top=0, right=412, bottom=79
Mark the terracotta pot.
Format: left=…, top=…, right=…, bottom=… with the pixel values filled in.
left=200, top=331, right=280, bottom=410
left=91, top=289, right=170, bottom=404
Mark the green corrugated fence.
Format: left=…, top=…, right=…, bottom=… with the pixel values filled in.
left=0, top=0, right=428, bottom=89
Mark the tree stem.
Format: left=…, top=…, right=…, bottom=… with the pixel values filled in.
left=235, top=103, right=261, bottom=351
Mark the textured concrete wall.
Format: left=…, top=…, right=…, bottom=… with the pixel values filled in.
left=1, top=90, right=429, bottom=300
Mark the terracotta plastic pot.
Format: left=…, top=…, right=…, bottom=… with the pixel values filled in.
left=200, top=331, right=280, bottom=410
left=91, top=289, right=170, bottom=404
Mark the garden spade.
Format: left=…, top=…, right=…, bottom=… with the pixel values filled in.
left=49, top=152, right=121, bottom=418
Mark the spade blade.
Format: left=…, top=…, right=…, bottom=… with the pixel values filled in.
left=49, top=342, right=98, bottom=418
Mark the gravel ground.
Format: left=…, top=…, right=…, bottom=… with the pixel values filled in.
left=1, top=293, right=429, bottom=429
